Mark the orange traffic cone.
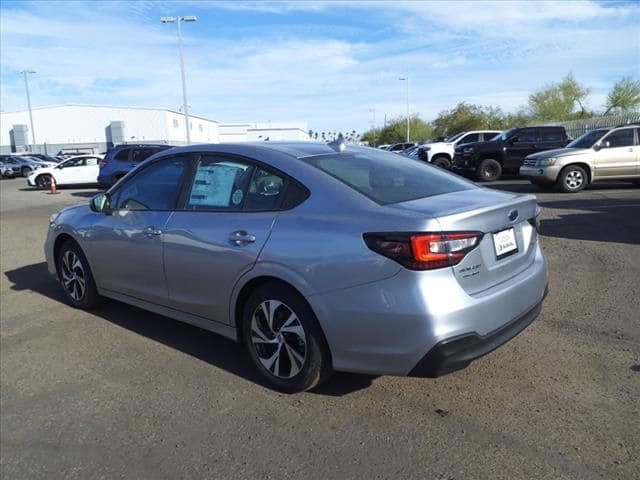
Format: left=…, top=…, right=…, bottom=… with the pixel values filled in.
left=48, top=176, right=59, bottom=195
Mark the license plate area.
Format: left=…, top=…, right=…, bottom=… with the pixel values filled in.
left=493, top=227, right=518, bottom=259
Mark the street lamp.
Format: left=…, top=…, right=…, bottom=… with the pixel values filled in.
left=369, top=108, right=377, bottom=145
left=19, top=70, right=37, bottom=150
left=161, top=15, right=197, bottom=145
left=398, top=77, right=410, bottom=142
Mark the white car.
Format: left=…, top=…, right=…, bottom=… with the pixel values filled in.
left=420, top=131, right=501, bottom=169
left=27, top=155, right=103, bottom=189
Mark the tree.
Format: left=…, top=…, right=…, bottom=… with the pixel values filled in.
left=362, top=115, right=433, bottom=145
left=603, top=76, right=640, bottom=115
left=528, top=73, right=590, bottom=121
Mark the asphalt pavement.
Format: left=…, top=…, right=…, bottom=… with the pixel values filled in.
left=1, top=177, right=639, bottom=480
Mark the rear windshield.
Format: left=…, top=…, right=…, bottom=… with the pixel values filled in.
left=303, top=149, right=474, bottom=205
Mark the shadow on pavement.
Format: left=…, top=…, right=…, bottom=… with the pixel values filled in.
left=539, top=197, right=640, bottom=245
left=4, top=262, right=373, bottom=397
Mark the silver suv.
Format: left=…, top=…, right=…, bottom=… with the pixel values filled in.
left=520, top=125, right=639, bottom=192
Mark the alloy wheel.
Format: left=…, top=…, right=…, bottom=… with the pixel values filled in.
left=37, top=175, right=52, bottom=189
left=565, top=170, right=583, bottom=190
left=250, top=300, right=307, bottom=379
left=60, top=250, right=86, bottom=301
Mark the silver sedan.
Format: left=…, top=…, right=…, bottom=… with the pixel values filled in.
left=45, top=142, right=548, bottom=392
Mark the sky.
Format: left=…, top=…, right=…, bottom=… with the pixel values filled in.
left=1, top=0, right=639, bottom=134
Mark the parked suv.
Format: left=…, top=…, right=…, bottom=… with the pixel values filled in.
left=453, top=126, right=570, bottom=181
left=520, top=125, right=639, bottom=192
left=98, top=144, right=171, bottom=188
left=418, top=131, right=501, bottom=169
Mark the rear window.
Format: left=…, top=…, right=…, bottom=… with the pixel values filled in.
left=303, top=149, right=474, bottom=205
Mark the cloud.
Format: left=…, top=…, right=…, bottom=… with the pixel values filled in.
left=1, top=0, right=638, bottom=133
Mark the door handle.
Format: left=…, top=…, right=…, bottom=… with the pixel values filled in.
left=229, top=230, right=256, bottom=246
left=143, top=226, right=162, bottom=238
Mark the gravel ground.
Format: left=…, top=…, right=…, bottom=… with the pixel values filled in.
left=1, top=177, right=639, bottom=480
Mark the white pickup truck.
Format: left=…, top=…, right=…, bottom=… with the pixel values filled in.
left=419, top=130, right=501, bottom=169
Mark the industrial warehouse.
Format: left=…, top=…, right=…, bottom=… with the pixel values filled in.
left=0, top=104, right=311, bottom=155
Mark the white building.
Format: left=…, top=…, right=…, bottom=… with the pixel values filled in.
left=0, top=104, right=219, bottom=155
left=219, top=122, right=310, bottom=143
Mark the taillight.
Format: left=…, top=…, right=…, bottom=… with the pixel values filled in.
left=363, top=232, right=483, bottom=270
left=99, top=160, right=107, bottom=169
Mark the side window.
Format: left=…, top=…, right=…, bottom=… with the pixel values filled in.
left=85, top=157, right=99, bottom=166
left=183, top=157, right=287, bottom=211
left=114, top=149, right=130, bottom=161
left=112, top=157, right=188, bottom=210
left=604, top=129, right=634, bottom=148
left=185, top=158, right=254, bottom=210
left=458, top=133, right=479, bottom=144
left=245, top=167, right=285, bottom=211
left=64, top=158, right=86, bottom=167
left=131, top=148, right=164, bottom=163
left=515, top=130, right=537, bottom=143
left=484, top=132, right=500, bottom=141
left=540, top=130, right=564, bottom=142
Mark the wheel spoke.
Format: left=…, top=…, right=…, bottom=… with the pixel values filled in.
left=283, top=342, right=304, bottom=376
left=259, top=344, right=280, bottom=371
left=251, top=323, right=273, bottom=344
left=280, top=313, right=304, bottom=338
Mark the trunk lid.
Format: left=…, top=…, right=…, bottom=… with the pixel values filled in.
left=390, top=188, right=539, bottom=295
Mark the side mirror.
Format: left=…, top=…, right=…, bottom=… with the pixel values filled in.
left=90, top=193, right=111, bottom=214
left=594, top=141, right=609, bottom=151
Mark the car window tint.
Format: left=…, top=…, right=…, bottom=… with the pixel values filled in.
left=245, top=167, right=285, bottom=211
left=484, top=132, right=500, bottom=141
left=185, top=158, right=254, bottom=210
left=540, top=130, right=564, bottom=142
left=64, top=158, right=86, bottom=167
left=131, top=148, right=164, bottom=163
left=112, top=157, right=188, bottom=210
left=304, top=149, right=474, bottom=205
left=114, top=149, right=130, bottom=161
left=459, top=133, right=479, bottom=144
left=604, top=129, right=634, bottom=148
left=516, top=130, right=537, bottom=143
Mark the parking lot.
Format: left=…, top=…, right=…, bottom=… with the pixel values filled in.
left=1, top=177, right=639, bottom=479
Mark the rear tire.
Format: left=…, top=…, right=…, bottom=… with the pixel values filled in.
left=241, top=282, right=332, bottom=393
left=557, top=165, right=588, bottom=193
left=36, top=174, right=52, bottom=190
left=56, top=239, right=100, bottom=309
left=21, top=166, right=32, bottom=177
left=475, top=158, right=502, bottom=182
left=432, top=156, right=451, bottom=169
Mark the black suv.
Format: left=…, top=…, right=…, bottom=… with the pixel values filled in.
left=452, top=126, right=570, bottom=181
left=98, top=144, right=171, bottom=188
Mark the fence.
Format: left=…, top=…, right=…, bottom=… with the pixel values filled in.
left=544, top=113, right=640, bottom=139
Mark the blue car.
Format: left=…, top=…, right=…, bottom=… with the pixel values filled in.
left=98, top=144, right=171, bottom=188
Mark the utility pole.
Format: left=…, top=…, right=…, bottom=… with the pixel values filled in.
left=399, top=77, right=410, bottom=142
left=369, top=108, right=377, bottom=145
left=20, top=70, right=37, bottom=150
left=161, top=15, right=197, bottom=145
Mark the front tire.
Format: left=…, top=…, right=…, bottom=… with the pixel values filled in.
left=557, top=165, right=588, bottom=193
left=56, top=239, right=100, bottom=309
left=21, top=166, right=32, bottom=177
left=432, top=156, right=451, bottom=169
left=241, top=282, right=332, bottom=393
left=475, top=158, right=502, bottom=182
left=36, top=174, right=52, bottom=190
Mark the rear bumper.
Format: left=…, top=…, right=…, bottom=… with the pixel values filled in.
left=308, top=243, right=548, bottom=376
left=409, top=287, right=547, bottom=377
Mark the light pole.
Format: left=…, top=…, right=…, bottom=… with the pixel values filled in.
left=399, top=77, right=410, bottom=142
left=20, top=70, right=37, bottom=150
left=161, top=15, right=197, bottom=145
left=369, top=108, right=376, bottom=145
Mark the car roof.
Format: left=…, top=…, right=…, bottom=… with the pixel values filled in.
left=165, top=141, right=351, bottom=160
